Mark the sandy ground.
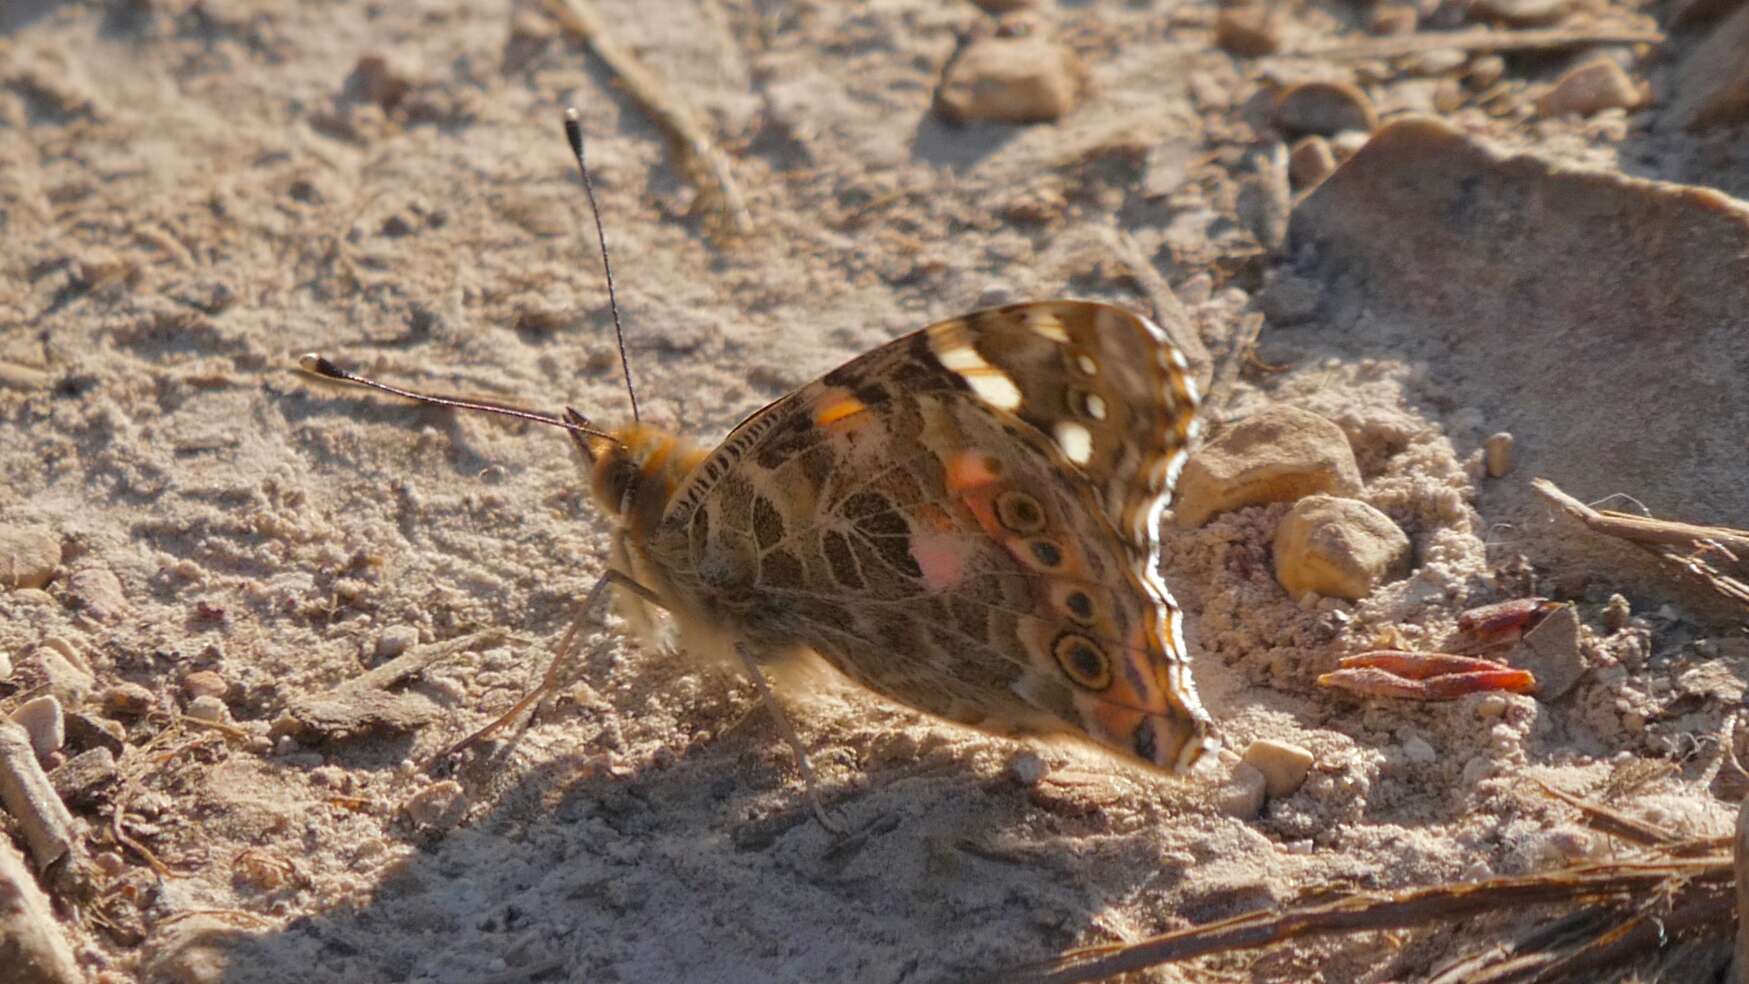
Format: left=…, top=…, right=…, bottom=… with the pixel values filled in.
left=3, top=1, right=1748, bottom=981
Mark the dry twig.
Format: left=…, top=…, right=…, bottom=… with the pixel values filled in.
left=1531, top=477, right=1749, bottom=610
left=1005, top=780, right=1743, bottom=983
left=544, top=0, right=753, bottom=237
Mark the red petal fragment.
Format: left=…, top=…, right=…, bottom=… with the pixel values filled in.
left=1456, top=598, right=1561, bottom=648
left=1339, top=650, right=1515, bottom=679
left=1318, top=666, right=1538, bottom=700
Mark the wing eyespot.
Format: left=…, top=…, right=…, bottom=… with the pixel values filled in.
left=994, top=490, right=1046, bottom=534
left=1052, top=632, right=1112, bottom=691
left=1063, top=589, right=1096, bottom=625
left=1026, top=538, right=1063, bottom=569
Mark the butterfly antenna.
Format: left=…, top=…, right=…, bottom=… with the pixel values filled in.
left=564, top=106, right=640, bottom=424
left=296, top=353, right=617, bottom=444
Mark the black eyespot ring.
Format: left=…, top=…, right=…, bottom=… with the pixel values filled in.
left=995, top=490, right=1046, bottom=534
left=1028, top=539, right=1063, bottom=569
left=1063, top=590, right=1095, bottom=624
left=1052, top=632, right=1111, bottom=691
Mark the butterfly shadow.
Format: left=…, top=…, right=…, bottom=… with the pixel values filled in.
left=204, top=702, right=1208, bottom=984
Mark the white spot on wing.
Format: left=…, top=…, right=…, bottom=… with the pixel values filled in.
left=965, top=370, right=1022, bottom=410
left=1027, top=312, right=1070, bottom=342
left=937, top=344, right=990, bottom=372
left=1075, top=354, right=1097, bottom=376
left=1054, top=421, right=1093, bottom=465
left=1084, top=393, right=1107, bottom=420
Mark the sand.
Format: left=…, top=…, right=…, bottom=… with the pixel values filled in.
left=2, top=1, right=1746, bottom=981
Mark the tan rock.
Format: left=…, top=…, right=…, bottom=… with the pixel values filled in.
left=1273, top=495, right=1412, bottom=600
left=936, top=32, right=1085, bottom=125
left=68, top=566, right=128, bottom=622
left=1241, top=739, right=1315, bottom=797
left=181, top=670, right=229, bottom=701
left=1215, top=4, right=1284, bottom=56
left=103, top=682, right=156, bottom=717
left=1274, top=81, right=1377, bottom=137
left=34, top=647, right=94, bottom=706
left=404, top=779, right=468, bottom=830
left=1537, top=59, right=1642, bottom=117
left=10, top=696, right=65, bottom=761
left=0, top=525, right=60, bottom=589
left=1289, top=135, right=1337, bottom=189
left=1484, top=431, right=1516, bottom=478
left=1174, top=406, right=1363, bottom=528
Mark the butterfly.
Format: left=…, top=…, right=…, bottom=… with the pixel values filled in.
left=301, top=115, right=1217, bottom=825
left=561, top=299, right=1219, bottom=783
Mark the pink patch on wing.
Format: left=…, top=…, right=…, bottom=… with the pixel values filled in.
left=910, top=529, right=969, bottom=592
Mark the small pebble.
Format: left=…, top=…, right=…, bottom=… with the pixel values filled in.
left=1329, top=129, right=1370, bottom=159
left=1471, top=0, right=1570, bottom=26
left=1217, top=762, right=1268, bottom=819
left=1288, top=136, right=1337, bottom=188
left=1400, top=734, right=1438, bottom=764
left=1274, top=81, right=1377, bottom=137
left=976, top=283, right=1015, bottom=309
left=1603, top=593, right=1631, bottom=632
left=1467, top=55, right=1506, bottom=89
left=1215, top=4, right=1284, bottom=56
left=404, top=779, right=468, bottom=830
left=1009, top=751, right=1048, bottom=787
left=1258, top=273, right=1322, bottom=325
left=1484, top=431, right=1515, bottom=478
left=51, top=746, right=118, bottom=806
left=1368, top=4, right=1417, bottom=35
left=1476, top=693, right=1510, bottom=718
left=11, top=695, right=66, bottom=760
left=0, top=650, right=11, bottom=683
left=1273, top=495, right=1413, bottom=601
left=65, top=710, right=126, bottom=756
left=1174, top=406, right=1364, bottom=528
left=375, top=624, right=419, bottom=660
left=103, top=682, right=156, bottom=717
left=93, top=850, right=127, bottom=876
left=0, top=524, right=61, bottom=589
left=936, top=28, right=1085, bottom=124
left=185, top=695, right=230, bottom=723
left=36, top=646, right=95, bottom=705
left=1434, top=78, right=1466, bottom=113
left=1537, top=59, right=1642, bottom=117
left=68, top=566, right=129, bottom=622
left=181, top=670, right=228, bottom=701
left=1240, top=739, right=1314, bottom=797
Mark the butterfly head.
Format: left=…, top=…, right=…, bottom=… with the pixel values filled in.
left=571, top=415, right=708, bottom=536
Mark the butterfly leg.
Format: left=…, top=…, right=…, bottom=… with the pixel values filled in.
left=734, top=641, right=848, bottom=836
left=431, top=569, right=665, bottom=764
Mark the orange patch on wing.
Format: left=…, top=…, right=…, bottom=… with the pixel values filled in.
left=945, top=450, right=1002, bottom=493
left=813, top=393, right=868, bottom=428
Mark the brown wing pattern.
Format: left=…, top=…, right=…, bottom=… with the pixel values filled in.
left=647, top=301, right=1215, bottom=771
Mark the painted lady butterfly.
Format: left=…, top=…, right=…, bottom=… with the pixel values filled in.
left=300, top=113, right=1218, bottom=827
